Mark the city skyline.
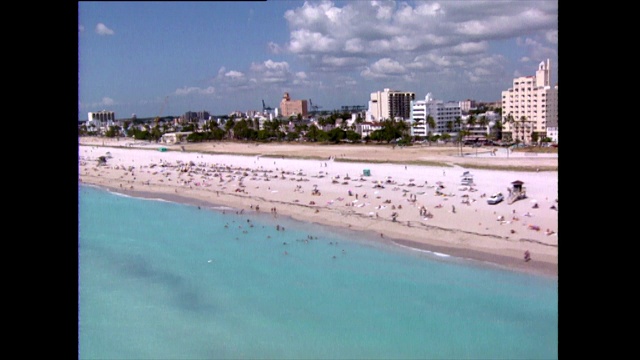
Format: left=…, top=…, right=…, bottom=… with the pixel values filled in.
left=78, top=1, right=558, bottom=119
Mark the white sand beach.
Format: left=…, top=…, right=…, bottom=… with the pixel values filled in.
left=78, top=137, right=558, bottom=277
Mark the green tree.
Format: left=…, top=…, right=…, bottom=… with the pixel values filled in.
left=518, top=116, right=529, bottom=145
left=426, top=115, right=436, bottom=146
left=150, top=125, right=163, bottom=142
left=531, top=131, right=539, bottom=145
left=457, top=128, right=470, bottom=156
left=426, top=115, right=436, bottom=132
left=446, top=121, right=453, bottom=133
left=79, top=124, right=88, bottom=136
left=305, top=124, right=321, bottom=142
left=346, top=130, right=361, bottom=142
left=224, top=118, right=235, bottom=140
left=286, top=131, right=299, bottom=141
left=233, top=119, right=258, bottom=140
left=327, top=127, right=346, bottom=143
left=454, top=116, right=462, bottom=134
left=467, top=115, right=477, bottom=128
left=503, top=113, right=515, bottom=142
left=105, top=125, right=121, bottom=138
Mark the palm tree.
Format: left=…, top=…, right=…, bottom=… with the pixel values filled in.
left=467, top=115, right=477, bottom=128
left=503, top=113, right=515, bottom=142
left=518, top=116, right=529, bottom=145
left=491, top=119, right=502, bottom=141
left=396, top=119, right=409, bottom=137
left=457, top=129, right=470, bottom=156
left=446, top=121, right=454, bottom=138
left=477, top=116, right=488, bottom=132
left=426, top=115, right=436, bottom=146
left=454, top=116, right=462, bottom=133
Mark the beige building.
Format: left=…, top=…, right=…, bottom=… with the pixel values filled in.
left=279, top=92, right=308, bottom=118
left=501, top=59, right=558, bottom=144
left=459, top=99, right=477, bottom=114
left=367, top=88, right=415, bottom=122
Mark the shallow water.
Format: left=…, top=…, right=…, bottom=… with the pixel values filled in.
left=79, top=184, right=558, bottom=359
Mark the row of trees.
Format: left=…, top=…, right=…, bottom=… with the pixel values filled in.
left=80, top=110, right=552, bottom=146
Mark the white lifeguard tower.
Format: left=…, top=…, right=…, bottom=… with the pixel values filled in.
left=508, top=180, right=527, bottom=204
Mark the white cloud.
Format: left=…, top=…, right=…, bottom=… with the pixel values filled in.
left=95, top=23, right=114, bottom=36
left=164, top=1, right=557, bottom=112
left=175, top=86, right=215, bottom=96
left=249, top=60, right=293, bottom=83
left=278, top=1, right=557, bottom=65
left=288, top=29, right=338, bottom=53
left=100, top=97, right=115, bottom=106
left=321, top=55, right=366, bottom=68
left=225, top=70, right=244, bottom=79
left=517, top=37, right=557, bottom=65
left=81, top=97, right=116, bottom=110
left=545, top=30, right=558, bottom=45
left=267, top=42, right=282, bottom=54
left=449, top=41, right=488, bottom=55
left=361, top=58, right=406, bottom=79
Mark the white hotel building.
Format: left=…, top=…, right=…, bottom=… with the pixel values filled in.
left=501, top=59, right=558, bottom=144
left=410, top=93, right=462, bottom=137
left=367, top=88, right=415, bottom=122
left=87, top=110, right=116, bottom=132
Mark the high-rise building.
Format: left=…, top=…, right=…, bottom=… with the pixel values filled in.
left=410, top=93, right=462, bottom=137
left=501, top=59, right=558, bottom=144
left=367, top=88, right=415, bottom=121
left=279, top=92, right=308, bottom=118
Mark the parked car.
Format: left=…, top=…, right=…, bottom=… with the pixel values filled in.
left=487, top=192, right=504, bottom=205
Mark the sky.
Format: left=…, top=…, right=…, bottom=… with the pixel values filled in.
left=78, top=0, right=558, bottom=120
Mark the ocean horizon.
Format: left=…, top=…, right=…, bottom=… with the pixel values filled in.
left=79, top=183, right=558, bottom=359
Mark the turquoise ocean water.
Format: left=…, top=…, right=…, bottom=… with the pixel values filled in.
left=78, top=184, right=558, bottom=360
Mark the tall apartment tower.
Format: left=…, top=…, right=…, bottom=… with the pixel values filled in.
left=367, top=88, right=415, bottom=121
left=501, top=59, right=557, bottom=144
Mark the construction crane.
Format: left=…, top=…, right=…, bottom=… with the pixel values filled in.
left=309, top=99, right=321, bottom=112
left=262, top=99, right=273, bottom=112
left=155, top=96, right=169, bottom=124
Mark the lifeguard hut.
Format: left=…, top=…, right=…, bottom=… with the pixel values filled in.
left=508, top=180, right=527, bottom=204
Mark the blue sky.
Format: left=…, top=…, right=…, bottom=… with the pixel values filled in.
left=78, top=1, right=558, bottom=120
